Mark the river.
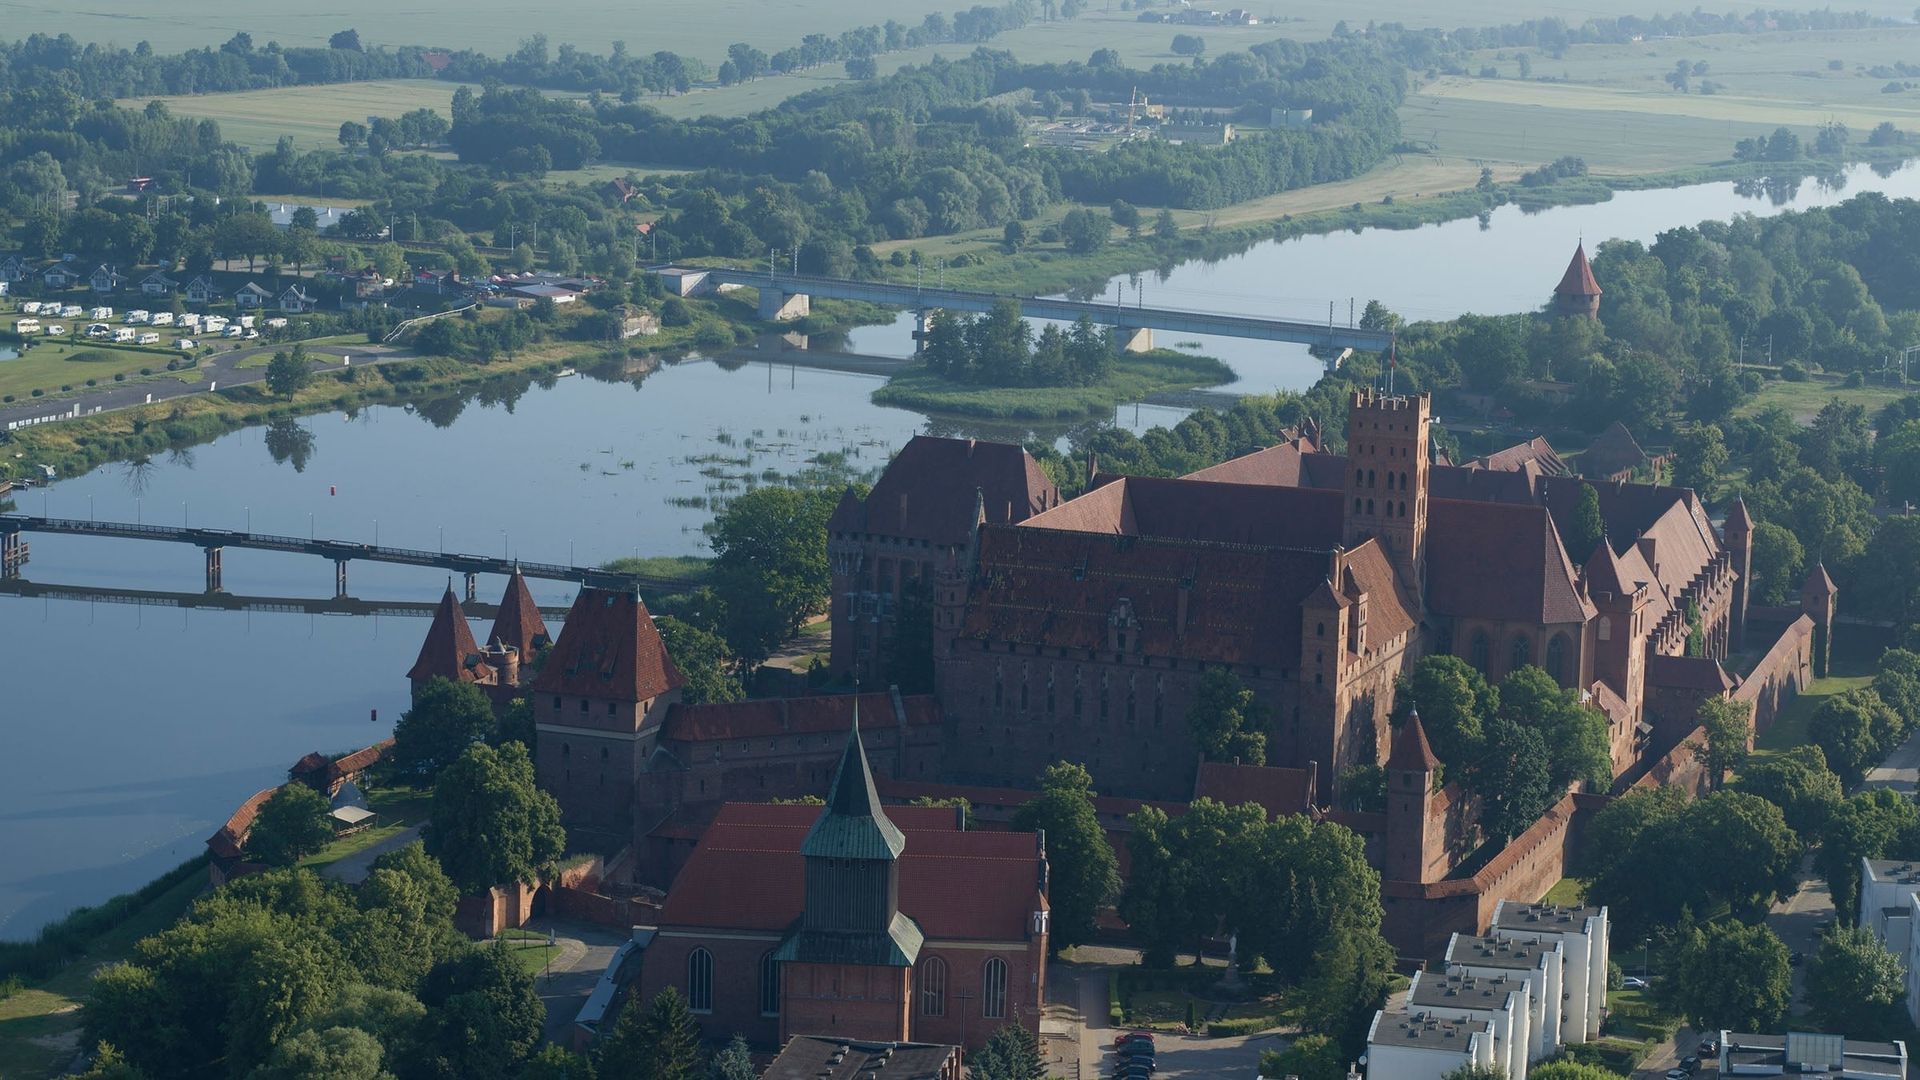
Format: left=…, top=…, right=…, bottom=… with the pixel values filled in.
left=2, top=161, right=1915, bottom=938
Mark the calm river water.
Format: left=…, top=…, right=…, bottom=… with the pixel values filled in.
left=2, top=161, right=1915, bottom=937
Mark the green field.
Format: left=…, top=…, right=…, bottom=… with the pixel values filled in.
left=0, top=339, right=197, bottom=402
left=871, top=349, right=1234, bottom=419
left=1741, top=375, right=1915, bottom=423
left=127, top=79, right=460, bottom=151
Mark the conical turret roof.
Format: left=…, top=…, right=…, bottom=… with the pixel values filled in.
left=801, top=706, right=907, bottom=861
left=488, top=568, right=550, bottom=656
left=1388, top=707, right=1440, bottom=772
left=1803, top=562, right=1837, bottom=597
left=1555, top=243, right=1602, bottom=298
left=408, top=584, right=480, bottom=683
left=1725, top=497, right=1753, bottom=533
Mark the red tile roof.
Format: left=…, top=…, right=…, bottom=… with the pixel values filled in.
left=331, top=738, right=393, bottom=778
left=207, top=787, right=279, bottom=859
left=1387, top=710, right=1441, bottom=772
left=1473, top=436, right=1569, bottom=477
left=1022, top=475, right=1343, bottom=548
left=1804, top=562, right=1838, bottom=597
left=1578, top=422, right=1647, bottom=480
left=658, top=803, right=1042, bottom=941
left=1724, top=497, right=1753, bottom=532
left=829, top=436, right=1058, bottom=547
left=1426, top=500, right=1593, bottom=625
left=661, top=693, right=939, bottom=742
left=531, top=587, right=684, bottom=702
left=408, top=586, right=483, bottom=683
left=1192, top=762, right=1316, bottom=816
left=1555, top=244, right=1602, bottom=298
left=1645, top=654, right=1735, bottom=693
left=488, top=570, right=550, bottom=656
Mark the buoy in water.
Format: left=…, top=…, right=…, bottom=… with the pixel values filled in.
left=330, top=485, right=336, bottom=496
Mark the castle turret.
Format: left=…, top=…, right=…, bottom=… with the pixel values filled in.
left=1801, top=562, right=1838, bottom=678
left=1724, top=498, right=1754, bottom=650
left=1384, top=707, right=1441, bottom=884
left=1342, top=390, right=1430, bottom=594
left=1552, top=243, right=1602, bottom=319
left=1584, top=541, right=1648, bottom=772
left=408, top=583, right=484, bottom=697
left=488, top=567, right=550, bottom=669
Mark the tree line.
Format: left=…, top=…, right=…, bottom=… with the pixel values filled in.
left=920, top=305, right=1115, bottom=388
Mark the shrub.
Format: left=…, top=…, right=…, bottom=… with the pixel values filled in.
left=84, top=378, right=96, bottom=386
left=140, top=367, right=152, bottom=376
left=1206, top=1017, right=1275, bottom=1037
left=113, top=373, right=125, bottom=382
left=694, top=324, right=731, bottom=349
left=1, top=395, right=10, bottom=403
left=30, top=389, right=42, bottom=397
left=1780, top=361, right=1809, bottom=381
left=59, top=384, right=71, bottom=392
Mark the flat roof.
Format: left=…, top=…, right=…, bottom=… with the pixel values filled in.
left=330, top=805, right=376, bottom=825
left=1371, top=1010, right=1490, bottom=1050
left=1493, top=901, right=1604, bottom=932
left=761, top=1036, right=958, bottom=1079
left=1448, top=934, right=1561, bottom=971
left=1722, top=1032, right=1908, bottom=1076
left=1864, top=859, right=1920, bottom=885
left=1410, top=971, right=1526, bottom=1010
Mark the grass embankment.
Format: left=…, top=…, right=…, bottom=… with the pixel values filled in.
left=1755, top=673, right=1875, bottom=758
left=1741, top=374, right=1915, bottom=423
left=872, top=350, right=1234, bottom=420
left=0, top=860, right=209, bottom=1079
left=599, top=554, right=712, bottom=588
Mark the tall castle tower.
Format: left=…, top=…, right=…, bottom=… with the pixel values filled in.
left=1384, top=708, right=1442, bottom=884
left=1552, top=243, right=1603, bottom=319
left=1724, top=498, right=1754, bottom=650
left=1343, top=389, right=1431, bottom=593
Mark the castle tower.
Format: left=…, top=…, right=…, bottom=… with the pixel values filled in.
left=488, top=567, right=551, bottom=668
left=1552, top=243, right=1602, bottom=319
left=1801, top=563, right=1838, bottom=678
left=1384, top=707, right=1441, bottom=884
left=1583, top=541, right=1649, bottom=772
left=408, top=583, right=485, bottom=699
left=1299, top=564, right=1352, bottom=794
left=1724, top=499, right=1754, bottom=651
left=776, top=712, right=923, bottom=1043
left=530, top=587, right=685, bottom=843
left=1342, top=390, right=1430, bottom=593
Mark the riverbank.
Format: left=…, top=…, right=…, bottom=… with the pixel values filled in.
left=872, top=349, right=1235, bottom=420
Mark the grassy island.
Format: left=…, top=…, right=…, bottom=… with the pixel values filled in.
left=872, top=349, right=1234, bottom=420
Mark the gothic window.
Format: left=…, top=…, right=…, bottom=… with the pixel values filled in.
left=1399, top=501, right=1407, bottom=517
left=562, top=743, right=570, bottom=759
left=1153, top=675, right=1165, bottom=728
left=1368, top=469, right=1376, bottom=488
left=982, top=957, right=1009, bottom=1019
left=1598, top=616, right=1612, bottom=642
left=688, top=948, right=714, bottom=1013
left=1317, top=622, right=1326, bottom=638
left=1127, top=675, right=1138, bottom=726
left=1099, top=672, right=1110, bottom=721
left=919, top=956, right=948, bottom=1017
left=1354, top=498, right=1363, bottom=514
left=1469, top=630, right=1490, bottom=673
left=994, top=664, right=1004, bottom=710
left=760, top=951, right=780, bottom=1016
left=1047, top=668, right=1057, bottom=714
left=1510, top=635, right=1531, bottom=672
left=1546, top=634, right=1570, bottom=686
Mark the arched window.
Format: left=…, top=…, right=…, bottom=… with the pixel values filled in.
left=1469, top=630, right=1490, bottom=673
left=1598, top=616, right=1612, bottom=642
left=982, top=957, right=1009, bottom=1019
left=919, top=956, right=948, bottom=1017
left=760, top=951, right=780, bottom=1016
left=1367, top=469, right=1376, bottom=488
left=1354, top=497, right=1363, bottom=514
left=1399, top=501, right=1408, bottom=517
left=688, top=948, right=714, bottom=1013
left=1366, top=499, right=1375, bottom=515
left=1510, top=635, right=1531, bottom=672
left=1546, top=634, right=1570, bottom=685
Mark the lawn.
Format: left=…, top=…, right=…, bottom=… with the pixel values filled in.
left=127, top=80, right=459, bottom=151
left=0, top=340, right=194, bottom=402
left=1542, top=878, right=1586, bottom=906
left=1755, top=673, right=1874, bottom=756
left=497, top=928, right=565, bottom=977
left=1740, top=376, right=1914, bottom=423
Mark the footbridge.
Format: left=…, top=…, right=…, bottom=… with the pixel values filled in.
left=658, top=267, right=1394, bottom=354
left=0, top=514, right=671, bottom=597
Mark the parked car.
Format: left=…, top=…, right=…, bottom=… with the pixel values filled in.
left=1666, top=1071, right=1689, bottom=1080
left=1681, top=1056, right=1699, bottom=1072
left=1114, top=1032, right=1156, bottom=1049
left=1698, top=1040, right=1719, bottom=1056
left=1622, top=976, right=1649, bottom=989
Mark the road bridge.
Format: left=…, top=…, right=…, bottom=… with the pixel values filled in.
left=0, top=576, right=573, bottom=618
left=0, top=514, right=676, bottom=597
left=658, top=267, right=1394, bottom=354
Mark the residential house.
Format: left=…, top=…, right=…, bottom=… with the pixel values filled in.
left=140, top=271, right=177, bottom=297
left=42, top=264, right=79, bottom=289
left=1364, top=1011, right=1497, bottom=1080
left=184, top=276, right=219, bottom=305
left=89, top=266, right=121, bottom=293
left=0, top=256, right=29, bottom=283
left=235, top=282, right=272, bottom=309
left=277, top=285, right=317, bottom=313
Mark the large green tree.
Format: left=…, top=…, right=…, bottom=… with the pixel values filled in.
left=1819, top=789, right=1920, bottom=923
left=1393, top=656, right=1492, bottom=771
left=1012, top=762, right=1120, bottom=952
left=1668, top=919, right=1791, bottom=1031
left=247, top=1026, right=388, bottom=1080
left=265, top=344, right=313, bottom=398
left=416, top=944, right=544, bottom=1080
left=1685, top=791, right=1800, bottom=920
left=708, top=1035, right=753, bottom=1080
left=1187, top=667, right=1267, bottom=765
left=1806, top=924, right=1909, bottom=1038
left=1499, top=665, right=1613, bottom=790
left=599, top=988, right=701, bottom=1080
left=1472, top=714, right=1552, bottom=843
left=708, top=487, right=837, bottom=667
left=247, top=784, right=336, bottom=867
left=424, top=743, right=565, bottom=895
left=1691, top=696, right=1752, bottom=789
left=971, top=1026, right=1045, bottom=1080
left=1733, top=745, right=1843, bottom=840
left=1118, top=805, right=1190, bottom=968
left=1260, top=1034, right=1347, bottom=1080
left=391, top=676, right=498, bottom=780
left=655, top=615, right=743, bottom=705
left=1811, top=689, right=1901, bottom=785
left=520, top=1045, right=597, bottom=1080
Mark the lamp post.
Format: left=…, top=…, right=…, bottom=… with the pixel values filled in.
left=501, top=529, right=509, bottom=561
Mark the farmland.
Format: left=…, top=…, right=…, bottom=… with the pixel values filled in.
left=127, top=80, right=460, bottom=151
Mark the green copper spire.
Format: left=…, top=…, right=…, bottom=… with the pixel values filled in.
left=800, top=698, right=906, bottom=861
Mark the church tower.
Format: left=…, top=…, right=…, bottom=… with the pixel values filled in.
left=1552, top=243, right=1603, bottom=319
left=1384, top=708, right=1441, bottom=884
left=777, top=711, right=923, bottom=1042
left=1343, top=389, right=1431, bottom=593
left=1802, top=563, right=1838, bottom=678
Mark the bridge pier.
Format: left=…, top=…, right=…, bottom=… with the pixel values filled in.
left=334, top=559, right=349, bottom=599
left=1116, top=326, right=1154, bottom=353
left=465, top=572, right=477, bottom=602
left=204, top=546, right=223, bottom=593
left=0, top=529, right=26, bottom=579
left=911, top=310, right=934, bottom=354
left=756, top=287, right=811, bottom=322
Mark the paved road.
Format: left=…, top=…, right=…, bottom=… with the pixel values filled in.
left=1864, top=725, right=1920, bottom=794
left=523, top=917, right=628, bottom=1048
left=318, top=826, right=421, bottom=886
left=0, top=341, right=415, bottom=432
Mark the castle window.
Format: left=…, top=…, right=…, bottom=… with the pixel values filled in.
left=1366, top=499, right=1375, bottom=515
left=919, top=956, right=948, bottom=1017
left=601, top=747, right=608, bottom=760
left=578, top=698, right=588, bottom=714
left=982, top=958, right=1008, bottom=1019
left=607, top=702, right=616, bottom=716
left=562, top=743, right=570, bottom=759
left=1354, top=498, right=1362, bottom=514
left=1469, top=630, right=1490, bottom=673
left=687, top=948, right=714, bottom=1012
left=760, top=951, right=780, bottom=1016
left=1511, top=635, right=1531, bottom=672
left=1547, top=634, right=1570, bottom=685
left=1317, top=622, right=1326, bottom=638
left=1598, top=616, right=1612, bottom=642
left=552, top=696, right=561, bottom=710
left=1367, top=469, right=1376, bottom=488
left=1399, top=501, right=1407, bottom=517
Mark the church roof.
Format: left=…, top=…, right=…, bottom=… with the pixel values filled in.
left=661, top=692, right=939, bottom=743
left=1578, top=422, right=1648, bottom=479
left=408, top=585, right=483, bottom=683
left=829, top=435, right=1057, bottom=547
left=1425, top=500, right=1593, bottom=625
left=1583, top=538, right=1632, bottom=598
left=1472, top=436, right=1570, bottom=477
left=802, top=715, right=908, bottom=861
left=1388, top=709, right=1440, bottom=772
left=487, top=569, right=549, bottom=656
left=658, top=803, right=1042, bottom=942
left=1192, top=762, right=1316, bottom=817
left=1555, top=243, right=1602, bottom=298
left=530, top=587, right=684, bottom=702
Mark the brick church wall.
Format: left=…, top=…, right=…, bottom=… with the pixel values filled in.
left=782, top=962, right=913, bottom=1045
left=640, top=931, right=786, bottom=1046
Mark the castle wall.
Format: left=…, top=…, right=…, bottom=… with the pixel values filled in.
left=1736, top=615, right=1816, bottom=738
